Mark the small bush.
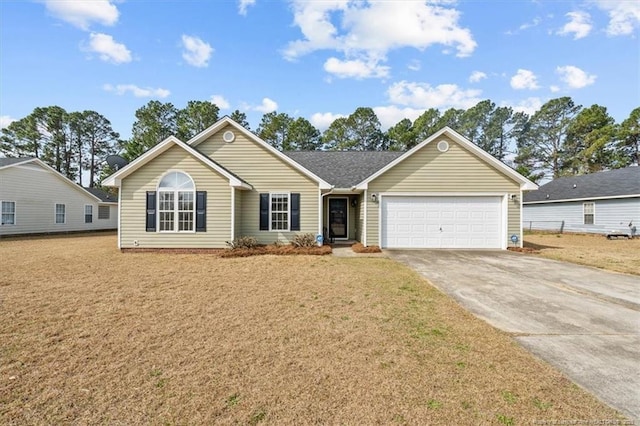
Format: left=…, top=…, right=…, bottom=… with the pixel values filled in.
left=226, top=236, right=259, bottom=249
left=291, top=233, right=317, bottom=248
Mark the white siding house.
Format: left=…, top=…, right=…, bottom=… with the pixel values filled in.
left=523, top=167, right=640, bottom=236
left=0, top=157, right=117, bottom=236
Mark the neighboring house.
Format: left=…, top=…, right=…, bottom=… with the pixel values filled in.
left=523, top=167, right=640, bottom=235
left=103, top=117, right=537, bottom=250
left=0, top=157, right=118, bottom=236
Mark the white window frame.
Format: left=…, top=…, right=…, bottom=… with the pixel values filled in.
left=157, top=171, right=196, bottom=233
left=1, top=201, right=16, bottom=226
left=269, top=192, right=290, bottom=231
left=98, top=205, right=110, bottom=220
left=55, top=203, right=66, bottom=224
left=85, top=205, right=93, bottom=223
left=583, top=202, right=595, bottom=225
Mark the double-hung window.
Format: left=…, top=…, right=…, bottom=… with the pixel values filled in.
left=1, top=201, right=15, bottom=225
left=270, top=193, right=289, bottom=231
left=583, top=202, right=595, bottom=225
left=259, top=192, right=300, bottom=232
left=55, top=203, right=66, bottom=224
left=157, top=171, right=195, bottom=232
left=85, top=205, right=93, bottom=223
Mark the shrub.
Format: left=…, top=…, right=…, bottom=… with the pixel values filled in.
left=226, top=236, right=259, bottom=249
left=291, top=233, right=317, bottom=248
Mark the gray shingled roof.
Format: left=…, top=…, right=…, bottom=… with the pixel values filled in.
left=0, top=157, right=34, bottom=167
left=523, top=167, right=640, bottom=203
left=84, top=187, right=117, bottom=203
left=284, top=151, right=404, bottom=188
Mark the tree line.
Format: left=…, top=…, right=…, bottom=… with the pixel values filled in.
left=2, top=97, right=638, bottom=185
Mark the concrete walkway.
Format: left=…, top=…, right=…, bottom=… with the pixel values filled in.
left=387, top=249, right=640, bottom=422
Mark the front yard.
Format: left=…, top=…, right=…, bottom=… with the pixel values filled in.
left=0, top=234, right=624, bottom=424
left=525, top=232, right=640, bottom=275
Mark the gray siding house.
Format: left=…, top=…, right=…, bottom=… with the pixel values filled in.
left=0, top=157, right=118, bottom=236
left=523, top=167, right=640, bottom=236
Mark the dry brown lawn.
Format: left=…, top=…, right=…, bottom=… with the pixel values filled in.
left=525, top=232, right=640, bottom=275
left=1, top=234, right=627, bottom=424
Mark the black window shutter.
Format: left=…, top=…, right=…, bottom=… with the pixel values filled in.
left=146, top=191, right=156, bottom=232
left=196, top=191, right=207, bottom=232
left=291, top=193, right=300, bottom=231
left=259, top=193, right=269, bottom=231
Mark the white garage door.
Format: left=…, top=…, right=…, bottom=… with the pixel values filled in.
left=381, top=196, right=503, bottom=249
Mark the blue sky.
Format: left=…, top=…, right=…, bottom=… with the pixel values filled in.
left=1, top=0, right=639, bottom=140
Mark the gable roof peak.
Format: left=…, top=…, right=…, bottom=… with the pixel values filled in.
left=188, top=116, right=332, bottom=189
left=354, top=126, right=538, bottom=191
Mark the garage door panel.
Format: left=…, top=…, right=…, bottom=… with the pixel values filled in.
left=381, top=196, right=503, bottom=249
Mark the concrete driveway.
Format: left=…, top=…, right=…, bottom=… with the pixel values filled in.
left=387, top=250, right=640, bottom=421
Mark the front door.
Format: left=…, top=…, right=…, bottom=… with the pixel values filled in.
left=329, top=198, right=348, bottom=239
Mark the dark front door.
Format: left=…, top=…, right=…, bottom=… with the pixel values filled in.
left=329, top=198, right=348, bottom=239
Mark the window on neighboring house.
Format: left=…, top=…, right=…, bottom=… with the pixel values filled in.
left=98, top=205, right=110, bottom=220
left=85, top=205, right=93, bottom=223
left=259, top=192, right=300, bottom=232
left=145, top=173, right=206, bottom=233
left=55, top=203, right=66, bottom=224
left=1, top=201, right=16, bottom=225
left=583, top=202, right=595, bottom=225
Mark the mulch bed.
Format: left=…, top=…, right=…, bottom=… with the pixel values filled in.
left=351, top=242, right=382, bottom=253
left=219, top=244, right=332, bottom=258
left=507, top=246, right=540, bottom=254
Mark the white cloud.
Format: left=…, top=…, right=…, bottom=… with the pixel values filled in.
left=407, top=60, right=421, bottom=71
left=593, top=0, right=640, bottom=36
left=1, top=115, right=16, bottom=129
left=43, top=0, right=119, bottom=30
left=283, top=1, right=476, bottom=79
left=550, top=85, right=561, bottom=93
left=238, top=0, right=256, bottom=15
left=510, top=69, right=540, bottom=90
left=373, top=106, right=424, bottom=131
left=387, top=80, right=482, bottom=110
left=469, top=71, right=487, bottom=83
left=509, top=97, right=543, bottom=116
left=253, top=97, right=278, bottom=113
left=310, top=112, right=346, bottom=130
left=520, top=17, right=541, bottom=31
left=85, top=32, right=131, bottom=64
left=103, top=84, right=170, bottom=98
left=181, top=35, right=213, bottom=68
left=211, top=95, right=230, bottom=110
left=323, top=57, right=389, bottom=79
left=506, top=17, right=541, bottom=35
left=558, top=11, right=592, bottom=39
left=556, top=65, right=596, bottom=89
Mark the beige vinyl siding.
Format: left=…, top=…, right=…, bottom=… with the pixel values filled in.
left=196, top=125, right=319, bottom=244
left=508, top=195, right=521, bottom=246
left=0, top=163, right=117, bottom=235
left=355, top=194, right=364, bottom=241
left=119, top=145, right=231, bottom=248
left=366, top=135, right=521, bottom=247
left=234, top=188, right=242, bottom=239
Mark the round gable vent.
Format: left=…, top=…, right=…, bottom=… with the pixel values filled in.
left=437, top=140, right=449, bottom=152
left=223, top=130, right=235, bottom=143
